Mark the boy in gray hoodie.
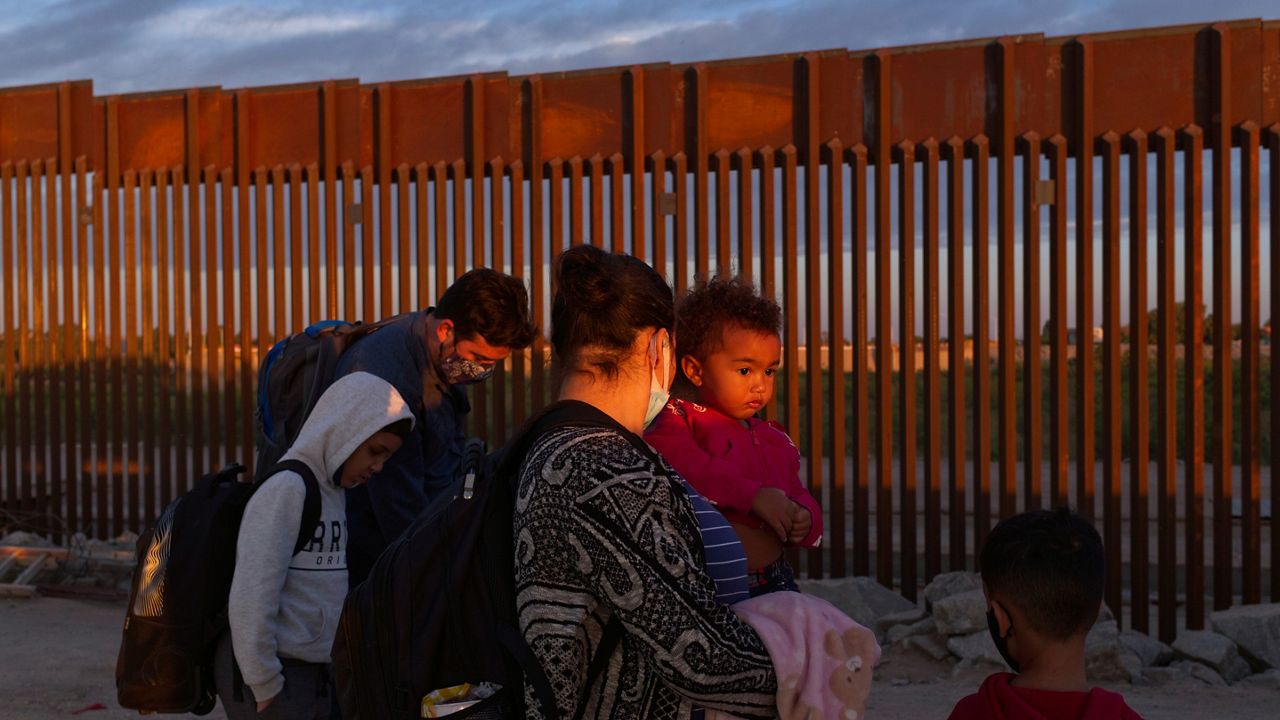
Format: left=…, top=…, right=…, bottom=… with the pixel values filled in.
left=214, top=371, right=414, bottom=719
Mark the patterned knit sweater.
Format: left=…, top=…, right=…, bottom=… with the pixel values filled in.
left=514, top=420, right=778, bottom=720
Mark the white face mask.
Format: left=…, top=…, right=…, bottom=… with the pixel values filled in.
left=643, top=332, right=671, bottom=428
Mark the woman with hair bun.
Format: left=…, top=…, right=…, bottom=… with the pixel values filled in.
left=514, top=245, right=778, bottom=719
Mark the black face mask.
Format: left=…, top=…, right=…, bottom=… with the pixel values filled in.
left=986, top=604, right=1021, bottom=673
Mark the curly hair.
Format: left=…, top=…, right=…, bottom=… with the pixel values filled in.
left=675, top=276, right=782, bottom=367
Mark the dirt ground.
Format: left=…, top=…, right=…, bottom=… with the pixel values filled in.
left=3, top=595, right=1277, bottom=720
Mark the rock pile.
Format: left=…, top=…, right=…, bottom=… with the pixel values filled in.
left=800, top=572, right=1280, bottom=689
left=0, top=530, right=138, bottom=596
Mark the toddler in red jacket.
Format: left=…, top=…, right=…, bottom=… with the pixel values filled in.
left=948, top=508, right=1144, bottom=720
left=646, top=276, right=822, bottom=597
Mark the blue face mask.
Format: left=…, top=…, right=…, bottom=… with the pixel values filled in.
left=643, top=332, right=671, bottom=427
left=986, top=603, right=1020, bottom=673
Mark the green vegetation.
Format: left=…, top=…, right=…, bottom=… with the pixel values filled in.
left=0, top=350, right=1272, bottom=466
left=774, top=350, right=1271, bottom=465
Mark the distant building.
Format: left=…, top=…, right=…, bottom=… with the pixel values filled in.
left=1065, top=327, right=1104, bottom=345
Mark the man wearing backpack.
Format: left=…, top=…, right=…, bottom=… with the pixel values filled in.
left=334, top=268, right=538, bottom=586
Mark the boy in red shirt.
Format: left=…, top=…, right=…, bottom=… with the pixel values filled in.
left=949, top=508, right=1143, bottom=720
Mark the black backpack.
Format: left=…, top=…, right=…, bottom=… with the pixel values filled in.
left=331, top=402, right=623, bottom=720
left=255, top=316, right=403, bottom=481
left=116, top=460, right=321, bottom=715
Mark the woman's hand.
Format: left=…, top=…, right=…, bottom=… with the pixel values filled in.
left=788, top=504, right=812, bottom=544
left=751, top=487, right=794, bottom=541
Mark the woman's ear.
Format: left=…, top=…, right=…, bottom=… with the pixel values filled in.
left=681, top=355, right=703, bottom=387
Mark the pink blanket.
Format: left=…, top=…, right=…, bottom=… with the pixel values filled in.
left=709, top=592, right=881, bottom=720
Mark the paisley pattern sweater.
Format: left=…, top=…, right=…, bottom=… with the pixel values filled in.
left=514, top=419, right=778, bottom=720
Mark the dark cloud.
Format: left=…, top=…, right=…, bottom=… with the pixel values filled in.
left=0, top=0, right=1274, bottom=94
left=0, top=0, right=174, bottom=88
left=482, top=0, right=1277, bottom=76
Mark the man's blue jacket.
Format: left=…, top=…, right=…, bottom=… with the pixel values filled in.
left=334, top=309, right=469, bottom=586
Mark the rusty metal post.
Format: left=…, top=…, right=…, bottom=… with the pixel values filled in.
left=1127, top=129, right=1151, bottom=634
left=1154, top=127, right=1178, bottom=643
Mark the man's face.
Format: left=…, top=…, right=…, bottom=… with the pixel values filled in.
left=435, top=319, right=512, bottom=384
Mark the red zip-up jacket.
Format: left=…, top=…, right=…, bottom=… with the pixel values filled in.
left=645, top=398, right=823, bottom=548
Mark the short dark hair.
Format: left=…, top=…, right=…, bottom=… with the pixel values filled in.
left=979, top=507, right=1105, bottom=640
left=675, top=275, right=781, bottom=366
left=551, top=244, right=673, bottom=379
left=436, top=269, right=538, bottom=349
left=379, top=418, right=414, bottom=440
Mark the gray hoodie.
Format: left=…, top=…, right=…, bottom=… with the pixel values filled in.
left=229, top=371, right=414, bottom=702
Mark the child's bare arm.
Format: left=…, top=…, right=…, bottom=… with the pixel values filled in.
left=751, top=487, right=794, bottom=541
left=763, top=420, right=823, bottom=547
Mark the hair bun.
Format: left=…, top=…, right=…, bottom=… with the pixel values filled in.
left=556, top=244, right=619, bottom=309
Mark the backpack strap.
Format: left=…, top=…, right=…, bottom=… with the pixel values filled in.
left=493, top=402, right=637, bottom=719
left=229, top=460, right=322, bottom=705
left=510, top=613, right=621, bottom=720
left=494, top=399, right=627, bottom=479
left=494, top=624, right=558, bottom=719
left=257, top=459, right=323, bottom=556
left=572, top=615, right=624, bottom=720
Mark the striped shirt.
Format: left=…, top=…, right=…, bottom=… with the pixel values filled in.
left=682, top=480, right=750, bottom=605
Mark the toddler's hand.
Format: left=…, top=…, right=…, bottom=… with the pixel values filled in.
left=752, top=487, right=794, bottom=541
left=788, top=504, right=812, bottom=544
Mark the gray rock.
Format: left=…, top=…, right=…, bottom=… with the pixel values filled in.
left=0, top=531, right=52, bottom=548
left=1140, top=664, right=1191, bottom=687
left=1172, top=630, right=1252, bottom=683
left=934, top=589, right=989, bottom=636
left=798, top=577, right=917, bottom=630
left=1121, top=652, right=1145, bottom=682
left=888, top=617, right=937, bottom=646
left=876, top=607, right=928, bottom=636
left=1085, top=620, right=1143, bottom=683
left=1174, top=660, right=1228, bottom=687
left=1211, top=603, right=1280, bottom=670
left=1086, top=618, right=1119, bottom=646
left=1237, top=668, right=1280, bottom=689
left=905, top=634, right=952, bottom=662
left=1119, top=630, right=1174, bottom=667
left=947, top=630, right=1010, bottom=669
left=922, top=571, right=983, bottom=610
left=953, top=656, right=1006, bottom=676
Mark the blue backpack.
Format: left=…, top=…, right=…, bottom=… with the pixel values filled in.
left=253, top=315, right=403, bottom=481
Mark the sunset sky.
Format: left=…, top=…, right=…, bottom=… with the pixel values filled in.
left=0, top=1, right=1274, bottom=340
left=0, top=1, right=1273, bottom=94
